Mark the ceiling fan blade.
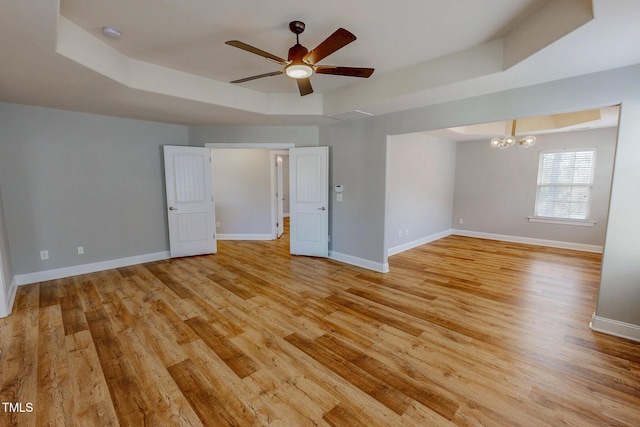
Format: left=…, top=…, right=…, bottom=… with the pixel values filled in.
left=297, top=78, right=313, bottom=96
left=303, top=28, right=356, bottom=65
left=225, top=40, right=288, bottom=65
left=315, top=66, right=374, bottom=78
left=230, top=71, right=283, bottom=84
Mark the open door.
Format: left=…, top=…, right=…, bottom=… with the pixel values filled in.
left=163, top=146, right=217, bottom=258
left=276, top=154, right=285, bottom=238
left=289, top=146, right=328, bottom=257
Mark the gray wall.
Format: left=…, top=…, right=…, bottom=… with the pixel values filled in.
left=0, top=102, right=188, bottom=274
left=322, top=118, right=388, bottom=262
left=386, top=133, right=456, bottom=250
left=212, top=149, right=272, bottom=236
left=320, top=63, right=640, bottom=328
left=189, top=125, right=319, bottom=147
left=453, top=127, right=616, bottom=245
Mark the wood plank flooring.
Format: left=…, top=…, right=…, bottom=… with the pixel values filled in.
left=1, top=227, right=639, bottom=426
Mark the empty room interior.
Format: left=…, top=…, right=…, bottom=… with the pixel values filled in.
left=1, top=1, right=639, bottom=425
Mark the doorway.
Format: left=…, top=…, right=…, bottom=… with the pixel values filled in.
left=208, top=148, right=289, bottom=241
left=274, top=151, right=290, bottom=239
left=196, top=143, right=328, bottom=258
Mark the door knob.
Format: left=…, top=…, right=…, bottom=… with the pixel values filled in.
left=169, top=206, right=177, bottom=211
left=318, top=207, right=326, bottom=211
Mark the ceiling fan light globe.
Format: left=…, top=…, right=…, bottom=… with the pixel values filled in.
left=517, top=136, right=535, bottom=148
left=285, top=64, right=313, bottom=79
left=490, top=137, right=501, bottom=148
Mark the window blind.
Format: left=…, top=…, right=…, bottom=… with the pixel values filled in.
left=534, top=149, right=596, bottom=220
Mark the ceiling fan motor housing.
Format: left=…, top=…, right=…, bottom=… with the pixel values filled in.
left=288, top=43, right=309, bottom=63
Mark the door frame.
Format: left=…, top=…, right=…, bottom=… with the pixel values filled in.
left=0, top=252, right=7, bottom=318
left=205, top=143, right=294, bottom=242
left=272, top=150, right=288, bottom=239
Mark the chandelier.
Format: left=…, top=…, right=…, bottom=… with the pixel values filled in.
left=490, top=120, right=536, bottom=149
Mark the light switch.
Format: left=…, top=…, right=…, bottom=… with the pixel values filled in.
left=337, top=194, right=343, bottom=202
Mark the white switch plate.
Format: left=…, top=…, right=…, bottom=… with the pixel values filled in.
left=40, top=250, right=49, bottom=260
left=337, top=194, right=343, bottom=202
left=77, top=246, right=84, bottom=254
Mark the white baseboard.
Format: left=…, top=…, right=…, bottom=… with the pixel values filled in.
left=452, top=229, right=603, bottom=253
left=590, top=313, right=640, bottom=343
left=388, top=230, right=453, bottom=256
left=14, top=251, right=170, bottom=286
left=329, top=251, right=389, bottom=273
left=217, top=234, right=273, bottom=241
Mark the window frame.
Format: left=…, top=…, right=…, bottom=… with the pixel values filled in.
left=529, top=148, right=597, bottom=226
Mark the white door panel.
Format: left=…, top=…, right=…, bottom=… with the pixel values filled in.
left=290, top=146, right=328, bottom=257
left=164, top=146, right=217, bottom=258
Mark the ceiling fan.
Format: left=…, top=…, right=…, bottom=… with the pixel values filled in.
left=225, top=21, right=374, bottom=96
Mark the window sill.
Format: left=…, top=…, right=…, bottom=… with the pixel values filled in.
left=528, top=217, right=596, bottom=227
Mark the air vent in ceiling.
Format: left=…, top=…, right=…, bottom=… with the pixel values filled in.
left=326, top=110, right=373, bottom=121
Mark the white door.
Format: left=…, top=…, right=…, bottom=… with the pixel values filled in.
left=163, top=146, right=217, bottom=258
left=289, top=146, right=328, bottom=257
left=276, top=155, right=285, bottom=238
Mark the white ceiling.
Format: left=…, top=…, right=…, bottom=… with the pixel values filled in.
left=59, top=0, right=544, bottom=94
left=1, top=0, right=640, bottom=126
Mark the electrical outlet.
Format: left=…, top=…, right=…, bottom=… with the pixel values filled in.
left=77, top=246, right=84, bottom=254
left=398, top=229, right=402, bottom=237
left=405, top=229, right=409, bottom=236
left=40, top=250, right=49, bottom=260
left=458, top=218, right=464, bottom=225
left=216, top=221, right=221, bottom=228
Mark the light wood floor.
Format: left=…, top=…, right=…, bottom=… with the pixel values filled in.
left=1, top=227, right=639, bottom=426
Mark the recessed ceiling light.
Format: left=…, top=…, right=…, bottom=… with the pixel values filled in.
left=102, top=26, right=122, bottom=40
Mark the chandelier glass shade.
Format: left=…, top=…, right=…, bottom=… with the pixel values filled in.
left=490, top=120, right=536, bottom=149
